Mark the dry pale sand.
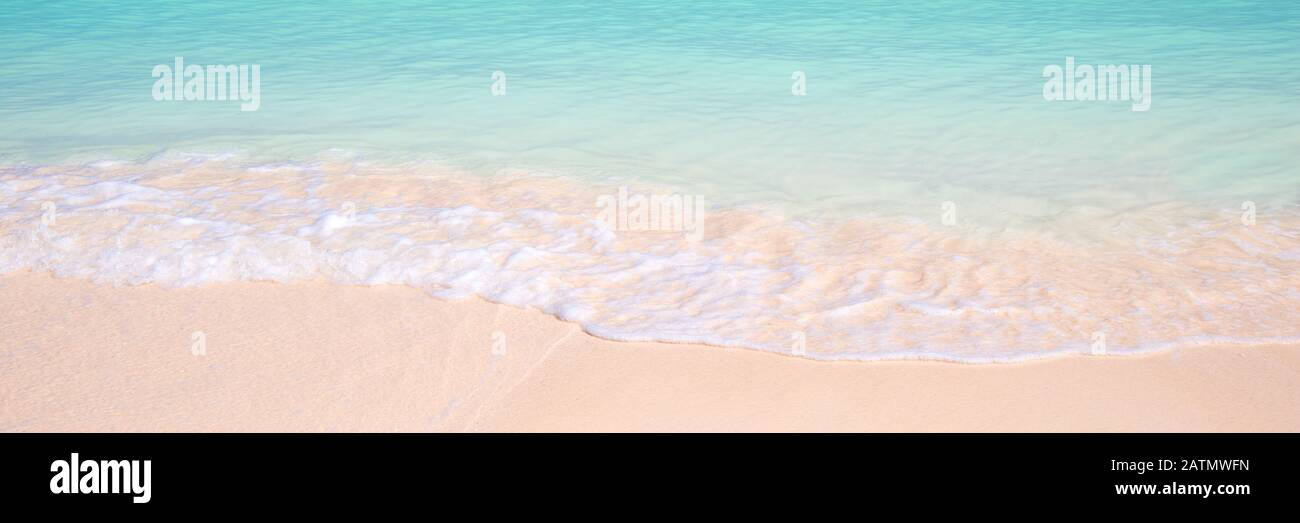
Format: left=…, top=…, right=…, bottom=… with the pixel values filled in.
left=1, top=271, right=1296, bottom=432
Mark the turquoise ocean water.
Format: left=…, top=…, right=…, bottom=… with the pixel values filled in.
left=3, top=1, right=1298, bottom=216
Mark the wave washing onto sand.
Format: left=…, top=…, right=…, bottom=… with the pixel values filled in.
left=2, top=155, right=1298, bottom=362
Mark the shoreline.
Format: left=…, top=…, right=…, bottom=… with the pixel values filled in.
left=5, top=157, right=1299, bottom=363
left=2, top=271, right=1297, bottom=432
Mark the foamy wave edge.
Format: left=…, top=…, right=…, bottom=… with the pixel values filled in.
left=3, top=155, right=1298, bottom=363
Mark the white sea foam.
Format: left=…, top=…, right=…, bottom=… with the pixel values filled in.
left=2, top=157, right=1298, bottom=362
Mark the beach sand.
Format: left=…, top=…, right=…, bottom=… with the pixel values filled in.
left=1, top=271, right=1296, bottom=432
